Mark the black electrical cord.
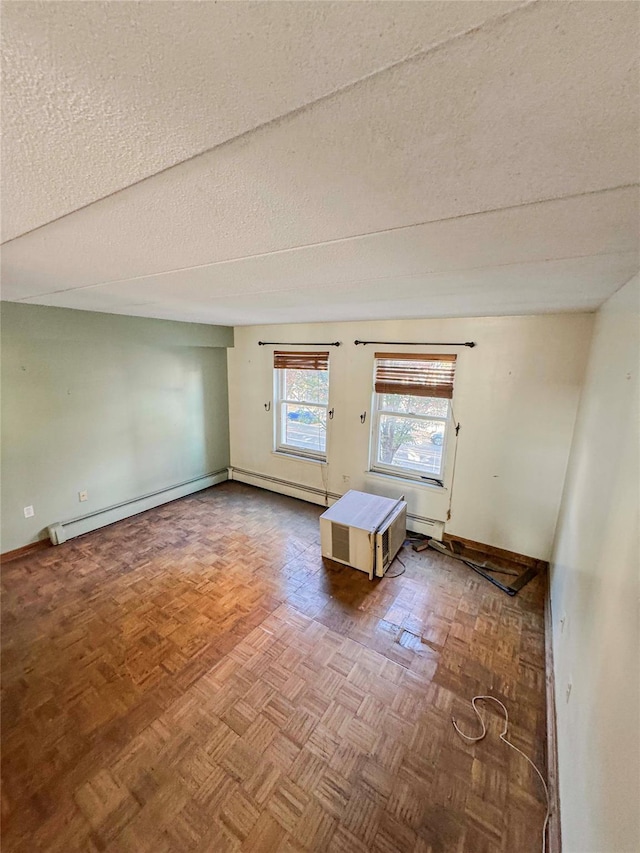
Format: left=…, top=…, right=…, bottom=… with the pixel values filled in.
left=384, top=551, right=406, bottom=578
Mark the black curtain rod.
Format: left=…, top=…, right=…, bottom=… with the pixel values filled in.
left=258, top=341, right=340, bottom=347
left=354, top=340, right=475, bottom=348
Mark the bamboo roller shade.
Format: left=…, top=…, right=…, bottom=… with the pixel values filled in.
left=274, top=351, right=329, bottom=371
left=374, top=353, right=457, bottom=399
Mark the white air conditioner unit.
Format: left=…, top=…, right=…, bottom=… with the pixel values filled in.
left=319, top=490, right=407, bottom=580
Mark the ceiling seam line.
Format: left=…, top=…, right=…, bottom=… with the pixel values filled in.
left=2, top=0, right=540, bottom=245
left=608, top=272, right=640, bottom=299
left=16, top=248, right=636, bottom=306
left=10, top=182, right=638, bottom=301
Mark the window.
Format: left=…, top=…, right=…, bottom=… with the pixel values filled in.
left=274, top=351, right=329, bottom=460
left=370, top=353, right=457, bottom=484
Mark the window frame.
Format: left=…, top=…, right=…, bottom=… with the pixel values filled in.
left=369, top=353, right=456, bottom=485
left=274, top=364, right=330, bottom=462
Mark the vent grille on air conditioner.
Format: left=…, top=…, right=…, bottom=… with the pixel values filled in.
left=389, top=513, right=406, bottom=564
left=331, top=522, right=350, bottom=563
left=381, top=528, right=389, bottom=567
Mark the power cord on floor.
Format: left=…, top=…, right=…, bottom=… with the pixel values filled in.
left=452, top=695, right=550, bottom=853
left=384, top=552, right=406, bottom=579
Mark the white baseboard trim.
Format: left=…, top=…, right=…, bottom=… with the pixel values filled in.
left=48, top=469, right=228, bottom=544
left=229, top=466, right=334, bottom=507
left=228, top=466, right=444, bottom=538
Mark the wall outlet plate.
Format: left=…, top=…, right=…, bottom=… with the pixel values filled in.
left=23, top=505, right=34, bottom=518
left=79, top=490, right=88, bottom=502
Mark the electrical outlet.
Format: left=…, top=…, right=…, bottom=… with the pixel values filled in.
left=78, top=490, right=88, bottom=502
left=23, top=505, right=34, bottom=518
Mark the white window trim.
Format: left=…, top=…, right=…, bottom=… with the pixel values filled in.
left=365, top=469, right=449, bottom=492
left=270, top=450, right=327, bottom=466
left=274, top=368, right=329, bottom=462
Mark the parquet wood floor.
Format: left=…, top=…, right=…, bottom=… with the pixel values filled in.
left=1, top=483, right=548, bottom=852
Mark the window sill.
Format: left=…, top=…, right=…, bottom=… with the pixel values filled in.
left=272, top=450, right=327, bottom=466
left=366, top=469, right=448, bottom=492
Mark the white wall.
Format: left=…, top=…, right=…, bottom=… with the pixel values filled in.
left=550, top=276, right=639, bottom=852
left=228, top=313, right=592, bottom=560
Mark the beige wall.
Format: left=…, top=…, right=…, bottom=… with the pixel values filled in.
left=550, top=276, right=639, bottom=852
left=228, top=313, right=592, bottom=560
left=1, top=303, right=232, bottom=552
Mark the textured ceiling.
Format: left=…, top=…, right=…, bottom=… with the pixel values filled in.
left=1, top=0, right=638, bottom=326
left=2, top=0, right=519, bottom=241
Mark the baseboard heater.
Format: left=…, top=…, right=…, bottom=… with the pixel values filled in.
left=229, top=466, right=444, bottom=539
left=48, top=469, right=228, bottom=545
left=229, top=466, right=341, bottom=502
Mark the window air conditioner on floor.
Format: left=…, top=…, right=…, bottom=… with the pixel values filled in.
left=319, top=490, right=407, bottom=580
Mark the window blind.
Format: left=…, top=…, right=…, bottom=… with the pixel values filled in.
left=274, top=351, right=329, bottom=371
left=374, top=353, right=457, bottom=399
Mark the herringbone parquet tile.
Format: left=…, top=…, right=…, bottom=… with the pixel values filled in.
left=1, top=483, right=548, bottom=852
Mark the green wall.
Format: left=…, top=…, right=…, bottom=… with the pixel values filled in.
left=1, top=303, right=233, bottom=552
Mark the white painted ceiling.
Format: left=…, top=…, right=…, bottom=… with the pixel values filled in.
left=1, top=0, right=638, bottom=326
